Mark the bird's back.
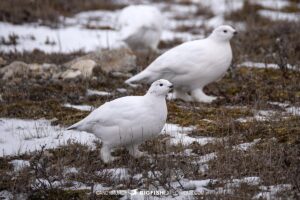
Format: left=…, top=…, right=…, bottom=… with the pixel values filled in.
left=67, top=95, right=167, bottom=146
left=137, top=38, right=232, bottom=87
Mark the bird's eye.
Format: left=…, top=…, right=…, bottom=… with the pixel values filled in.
left=223, top=30, right=227, bottom=33
left=159, top=83, right=163, bottom=86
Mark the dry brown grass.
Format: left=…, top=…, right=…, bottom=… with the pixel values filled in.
left=0, top=50, right=85, bottom=65
left=227, top=2, right=300, bottom=69
left=0, top=0, right=125, bottom=26
left=0, top=45, right=299, bottom=199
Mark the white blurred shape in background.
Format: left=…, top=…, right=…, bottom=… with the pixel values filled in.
left=116, top=5, right=164, bottom=52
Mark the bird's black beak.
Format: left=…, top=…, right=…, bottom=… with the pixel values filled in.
left=169, top=85, right=173, bottom=91
left=233, top=31, right=238, bottom=35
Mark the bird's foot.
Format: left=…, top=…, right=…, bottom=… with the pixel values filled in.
left=100, top=146, right=116, bottom=163
left=127, top=145, right=145, bottom=158
left=132, top=150, right=146, bottom=158
left=194, top=95, right=217, bottom=103
left=191, top=89, right=217, bottom=103
left=167, top=91, right=192, bottom=102
left=101, top=155, right=117, bottom=163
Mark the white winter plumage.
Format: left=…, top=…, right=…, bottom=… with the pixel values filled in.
left=67, top=79, right=173, bottom=163
left=117, top=5, right=164, bottom=51
left=126, top=25, right=237, bottom=103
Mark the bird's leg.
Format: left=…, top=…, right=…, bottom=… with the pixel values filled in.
left=191, top=88, right=217, bottom=103
left=126, top=144, right=145, bottom=158
left=100, top=145, right=115, bottom=163
left=167, top=89, right=192, bottom=102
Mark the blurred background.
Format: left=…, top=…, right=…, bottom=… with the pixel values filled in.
left=0, top=0, right=299, bottom=66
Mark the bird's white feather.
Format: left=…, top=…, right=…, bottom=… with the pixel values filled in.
left=126, top=25, right=236, bottom=102
left=116, top=5, right=163, bottom=51
left=68, top=79, right=173, bottom=163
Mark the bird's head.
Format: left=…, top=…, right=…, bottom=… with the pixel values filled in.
left=210, top=25, right=237, bottom=42
left=147, top=79, right=173, bottom=97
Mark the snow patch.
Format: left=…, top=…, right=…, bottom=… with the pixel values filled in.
left=268, top=101, right=290, bottom=108
left=236, top=110, right=278, bottom=122
left=67, top=10, right=117, bottom=29
left=98, top=168, right=130, bottom=181
left=63, top=103, right=94, bottom=111
left=269, top=102, right=300, bottom=116
left=9, top=159, right=30, bottom=171
left=63, top=167, right=79, bottom=175
left=0, top=22, right=119, bottom=53
left=0, top=191, right=13, bottom=200
left=258, top=10, right=300, bottom=22
left=234, top=139, right=261, bottom=151
left=254, top=184, right=292, bottom=200
left=66, top=181, right=111, bottom=192
left=197, top=0, right=243, bottom=15
left=116, top=88, right=128, bottom=93
left=162, top=123, right=216, bottom=146
left=0, top=118, right=97, bottom=157
left=225, top=176, right=261, bottom=188
left=285, top=106, right=300, bottom=116
left=87, top=89, right=112, bottom=96
left=238, top=61, right=297, bottom=70
left=198, top=152, right=217, bottom=164
left=251, top=0, right=291, bottom=9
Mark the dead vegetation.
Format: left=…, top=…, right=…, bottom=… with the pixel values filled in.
left=0, top=62, right=299, bottom=198
left=0, top=0, right=125, bottom=26
left=227, top=2, right=300, bottom=68
left=0, top=50, right=85, bottom=65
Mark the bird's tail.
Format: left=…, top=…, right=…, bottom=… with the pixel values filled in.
left=66, top=124, right=77, bottom=130
left=66, top=120, right=82, bottom=131
left=125, top=70, right=152, bottom=84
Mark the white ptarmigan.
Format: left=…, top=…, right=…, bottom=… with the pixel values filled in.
left=67, top=79, right=173, bottom=163
left=125, top=25, right=237, bottom=103
left=116, top=5, right=164, bottom=52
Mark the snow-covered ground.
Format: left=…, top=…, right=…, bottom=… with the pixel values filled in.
left=86, top=89, right=112, bottom=97
left=0, top=116, right=294, bottom=198
left=236, top=102, right=300, bottom=123
left=0, top=119, right=218, bottom=157
left=258, top=10, right=300, bottom=22
left=162, top=123, right=217, bottom=146
left=63, top=103, right=94, bottom=111
left=0, top=2, right=207, bottom=53
left=269, top=102, right=300, bottom=116
left=0, top=22, right=119, bottom=53
left=0, top=118, right=96, bottom=156
left=2, top=0, right=297, bottom=53
left=237, top=61, right=298, bottom=71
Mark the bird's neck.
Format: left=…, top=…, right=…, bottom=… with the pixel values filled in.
left=144, top=93, right=167, bottom=111
left=208, top=34, right=229, bottom=43
left=145, top=93, right=167, bottom=103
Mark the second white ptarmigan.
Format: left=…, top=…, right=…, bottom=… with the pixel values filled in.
left=126, top=25, right=237, bottom=103
left=116, top=5, right=164, bottom=52
left=67, top=79, right=173, bottom=163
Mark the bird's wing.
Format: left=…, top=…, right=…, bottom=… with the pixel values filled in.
left=68, top=96, right=145, bottom=132
left=146, top=40, right=208, bottom=77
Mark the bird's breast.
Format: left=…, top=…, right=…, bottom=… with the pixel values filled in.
left=176, top=43, right=232, bottom=88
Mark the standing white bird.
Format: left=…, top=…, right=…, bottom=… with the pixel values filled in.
left=125, top=25, right=237, bottom=103
left=116, top=5, right=164, bottom=52
left=67, top=79, right=173, bottom=163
